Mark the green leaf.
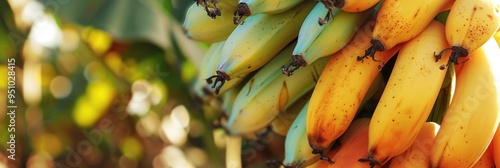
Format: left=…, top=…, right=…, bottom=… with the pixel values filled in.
left=42, top=0, right=173, bottom=50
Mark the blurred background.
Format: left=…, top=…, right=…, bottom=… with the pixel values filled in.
left=0, top=0, right=284, bottom=167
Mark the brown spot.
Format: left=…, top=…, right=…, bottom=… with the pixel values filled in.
left=413, top=9, right=420, bottom=18
left=487, top=14, right=493, bottom=20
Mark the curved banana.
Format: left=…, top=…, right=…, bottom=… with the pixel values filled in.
left=359, top=21, right=451, bottom=167
left=436, top=0, right=500, bottom=66
left=320, top=0, right=381, bottom=13
left=206, top=1, right=316, bottom=92
left=233, top=0, right=305, bottom=24
left=271, top=91, right=312, bottom=136
left=492, top=124, right=500, bottom=167
left=282, top=7, right=371, bottom=75
left=191, top=41, right=246, bottom=97
left=430, top=38, right=500, bottom=168
left=183, top=2, right=238, bottom=43
left=471, top=142, right=495, bottom=168
left=328, top=118, right=370, bottom=168
left=358, top=0, right=454, bottom=61
left=192, top=41, right=225, bottom=101
left=281, top=102, right=320, bottom=168
left=306, top=19, right=400, bottom=161
left=224, top=41, right=329, bottom=135
left=388, top=122, right=440, bottom=168
left=308, top=118, right=371, bottom=168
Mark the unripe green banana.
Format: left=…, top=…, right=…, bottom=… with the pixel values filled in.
left=224, top=40, right=329, bottom=135
left=282, top=102, right=320, bottom=168
left=206, top=1, right=316, bottom=93
left=192, top=41, right=246, bottom=99
left=282, top=6, right=371, bottom=76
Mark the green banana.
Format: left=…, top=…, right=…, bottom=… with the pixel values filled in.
left=233, top=0, right=306, bottom=24
left=206, top=1, right=316, bottom=93
left=427, top=64, right=455, bottom=124
left=192, top=41, right=246, bottom=98
left=224, top=40, right=329, bottom=135
left=282, top=7, right=371, bottom=76
left=183, top=2, right=238, bottom=43
left=282, top=102, right=320, bottom=168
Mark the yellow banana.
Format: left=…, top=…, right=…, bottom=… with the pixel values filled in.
left=358, top=0, right=454, bottom=61
left=388, top=122, right=440, bottom=168
left=271, top=91, right=312, bottom=136
left=281, top=102, right=321, bottom=168
left=233, top=0, right=305, bottom=24
left=328, top=118, right=370, bottom=168
left=306, top=19, right=399, bottom=161
left=494, top=30, right=500, bottom=47
left=359, top=21, right=451, bottom=167
left=493, top=124, right=500, bottom=167
left=320, top=0, right=381, bottom=13
left=207, top=1, right=316, bottom=93
left=430, top=38, right=500, bottom=168
left=224, top=41, right=329, bottom=135
left=471, top=142, right=495, bottom=168
left=282, top=7, right=371, bottom=75
left=183, top=2, right=238, bottom=43
left=436, top=0, right=500, bottom=66
left=308, top=118, right=371, bottom=168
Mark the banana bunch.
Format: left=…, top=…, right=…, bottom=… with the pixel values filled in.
left=183, top=0, right=500, bottom=167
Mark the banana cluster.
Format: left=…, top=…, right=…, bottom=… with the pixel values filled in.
left=183, top=0, right=500, bottom=167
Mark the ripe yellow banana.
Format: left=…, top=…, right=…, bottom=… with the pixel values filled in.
left=358, top=0, right=454, bottom=61
left=430, top=38, right=500, bottom=168
left=436, top=0, right=500, bottom=66
left=224, top=41, right=329, bottom=135
left=492, top=124, right=500, bottom=167
left=388, top=122, right=440, bottom=168
left=308, top=118, right=371, bottom=168
left=328, top=118, right=370, bottom=168
left=359, top=21, right=451, bottom=167
left=494, top=30, right=500, bottom=47
left=320, top=0, right=381, bottom=13
left=306, top=19, right=399, bottom=161
left=471, top=142, right=495, bottom=168
left=282, top=7, right=371, bottom=75
left=281, top=102, right=321, bottom=168
left=233, top=0, right=305, bottom=24
left=207, top=1, right=315, bottom=92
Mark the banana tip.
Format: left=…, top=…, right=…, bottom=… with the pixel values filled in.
left=281, top=55, right=306, bottom=76
left=358, top=155, right=380, bottom=168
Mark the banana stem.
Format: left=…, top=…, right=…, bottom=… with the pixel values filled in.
left=358, top=156, right=379, bottom=168
left=226, top=135, right=243, bottom=168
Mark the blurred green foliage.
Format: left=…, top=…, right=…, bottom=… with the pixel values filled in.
left=0, top=0, right=228, bottom=167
